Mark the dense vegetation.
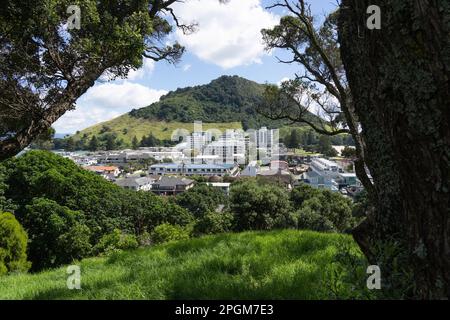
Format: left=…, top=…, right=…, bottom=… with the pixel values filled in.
left=0, top=230, right=373, bottom=300
left=0, top=151, right=192, bottom=271
left=0, top=212, right=30, bottom=275
left=0, top=151, right=359, bottom=275
left=70, top=117, right=242, bottom=150
left=129, top=76, right=294, bottom=130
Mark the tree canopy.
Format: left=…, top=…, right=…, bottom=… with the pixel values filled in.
left=0, top=0, right=187, bottom=160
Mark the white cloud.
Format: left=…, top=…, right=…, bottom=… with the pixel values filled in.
left=127, top=58, right=155, bottom=80
left=278, top=77, right=291, bottom=87
left=173, top=0, right=279, bottom=69
left=53, top=82, right=167, bottom=133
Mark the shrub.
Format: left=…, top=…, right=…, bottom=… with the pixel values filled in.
left=23, top=198, right=92, bottom=270
left=230, top=180, right=294, bottom=231
left=0, top=212, right=31, bottom=275
left=295, top=207, right=335, bottom=232
left=194, top=211, right=234, bottom=236
left=151, top=224, right=190, bottom=245
left=94, top=229, right=139, bottom=255
left=176, top=184, right=227, bottom=219
left=290, top=185, right=356, bottom=233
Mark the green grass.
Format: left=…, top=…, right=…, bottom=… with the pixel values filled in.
left=74, top=114, right=243, bottom=144
left=0, top=230, right=369, bottom=300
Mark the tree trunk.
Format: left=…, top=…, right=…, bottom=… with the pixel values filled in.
left=338, top=0, right=450, bottom=299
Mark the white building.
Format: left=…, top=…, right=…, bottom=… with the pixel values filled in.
left=175, top=127, right=280, bottom=166
left=150, top=163, right=239, bottom=177
left=300, top=158, right=345, bottom=192
left=206, top=182, right=231, bottom=195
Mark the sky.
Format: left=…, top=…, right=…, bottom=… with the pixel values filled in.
left=53, top=0, right=337, bottom=134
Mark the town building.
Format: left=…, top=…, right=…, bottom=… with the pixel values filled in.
left=151, top=177, right=195, bottom=196
left=114, top=176, right=156, bottom=191
left=206, top=182, right=232, bottom=195
left=150, top=163, right=239, bottom=177
left=83, top=165, right=120, bottom=181
left=299, top=158, right=346, bottom=192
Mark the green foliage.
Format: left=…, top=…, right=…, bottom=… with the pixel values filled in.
left=194, top=211, right=234, bottom=236
left=318, top=135, right=338, bottom=157
left=0, top=151, right=191, bottom=271
left=230, top=180, right=294, bottom=231
left=150, top=223, right=190, bottom=245
left=122, top=190, right=194, bottom=236
left=341, top=146, right=357, bottom=158
left=88, top=135, right=99, bottom=152
left=0, top=212, right=30, bottom=275
left=176, top=184, right=227, bottom=219
left=295, top=206, right=336, bottom=232
left=130, top=76, right=291, bottom=129
left=140, top=133, right=159, bottom=147
left=94, top=229, right=138, bottom=255
left=0, top=166, right=15, bottom=213
left=73, top=116, right=242, bottom=148
left=131, top=136, right=139, bottom=150
left=30, top=127, right=56, bottom=150
left=285, top=128, right=302, bottom=148
left=290, top=183, right=321, bottom=207
left=23, top=198, right=92, bottom=271
left=291, top=184, right=356, bottom=233
left=0, top=230, right=369, bottom=299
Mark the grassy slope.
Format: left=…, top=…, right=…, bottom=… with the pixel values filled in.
left=74, top=114, right=243, bottom=144
left=0, top=230, right=368, bottom=300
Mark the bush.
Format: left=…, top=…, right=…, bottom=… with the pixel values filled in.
left=94, top=229, right=139, bottom=255
left=290, top=184, right=356, bottom=233
left=295, top=207, right=335, bottom=232
left=23, top=198, right=92, bottom=270
left=194, top=211, right=234, bottom=236
left=176, top=184, right=227, bottom=219
left=151, top=224, right=190, bottom=245
left=230, top=180, right=294, bottom=231
left=0, top=212, right=31, bottom=275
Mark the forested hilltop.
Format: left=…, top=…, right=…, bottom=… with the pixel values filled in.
left=129, top=75, right=297, bottom=130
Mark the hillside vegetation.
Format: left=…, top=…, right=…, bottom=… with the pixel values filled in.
left=0, top=230, right=371, bottom=300
left=72, top=76, right=323, bottom=147
left=74, top=114, right=242, bottom=145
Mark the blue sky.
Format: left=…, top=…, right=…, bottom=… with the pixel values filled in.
left=54, top=0, right=337, bottom=134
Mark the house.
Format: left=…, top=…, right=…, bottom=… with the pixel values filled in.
left=300, top=169, right=339, bottom=192
left=257, top=168, right=294, bottom=190
left=151, top=177, right=195, bottom=196
left=84, top=165, right=120, bottom=181
left=206, top=182, right=231, bottom=195
left=114, top=176, right=156, bottom=191
left=150, top=163, right=239, bottom=177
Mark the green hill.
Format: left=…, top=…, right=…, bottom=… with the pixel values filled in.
left=72, top=76, right=320, bottom=147
left=0, top=230, right=370, bottom=300
left=129, top=75, right=276, bottom=128
left=74, top=115, right=242, bottom=146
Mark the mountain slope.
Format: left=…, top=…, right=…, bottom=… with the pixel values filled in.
left=0, top=230, right=369, bottom=300
left=129, top=75, right=273, bottom=129
left=74, top=115, right=242, bottom=145
left=73, top=75, right=321, bottom=147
